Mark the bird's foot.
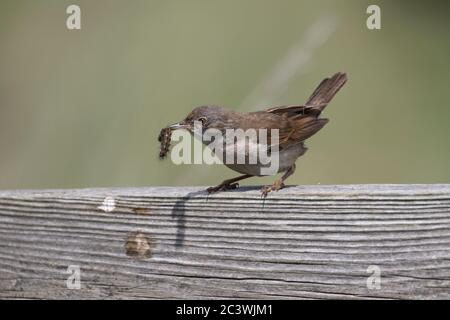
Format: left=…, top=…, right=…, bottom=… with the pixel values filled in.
left=206, top=182, right=239, bottom=193
left=261, top=180, right=285, bottom=198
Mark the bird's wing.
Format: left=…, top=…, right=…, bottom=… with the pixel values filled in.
left=261, top=108, right=327, bottom=150
left=264, top=105, right=322, bottom=118
left=263, top=72, right=347, bottom=148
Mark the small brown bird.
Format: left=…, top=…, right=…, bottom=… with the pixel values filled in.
left=164, top=72, right=347, bottom=196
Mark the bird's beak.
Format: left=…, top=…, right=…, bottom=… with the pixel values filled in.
left=168, top=121, right=190, bottom=130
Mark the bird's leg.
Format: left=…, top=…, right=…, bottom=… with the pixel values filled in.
left=207, top=174, right=253, bottom=193
left=261, top=164, right=296, bottom=198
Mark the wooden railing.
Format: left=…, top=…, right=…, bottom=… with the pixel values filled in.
left=0, top=184, right=449, bottom=299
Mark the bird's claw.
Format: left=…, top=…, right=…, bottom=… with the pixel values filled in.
left=260, top=182, right=285, bottom=198
left=206, top=182, right=239, bottom=193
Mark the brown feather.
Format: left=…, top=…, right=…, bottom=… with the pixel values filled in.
left=263, top=72, right=347, bottom=148
left=305, top=72, right=347, bottom=110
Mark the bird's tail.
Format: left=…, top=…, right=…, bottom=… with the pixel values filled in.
left=305, top=72, right=347, bottom=111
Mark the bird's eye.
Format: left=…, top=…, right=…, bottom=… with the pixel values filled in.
left=198, top=117, right=207, bottom=125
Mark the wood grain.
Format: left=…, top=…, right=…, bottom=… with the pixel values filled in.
left=0, top=185, right=450, bottom=299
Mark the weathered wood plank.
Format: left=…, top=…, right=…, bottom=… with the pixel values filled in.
left=0, top=184, right=450, bottom=299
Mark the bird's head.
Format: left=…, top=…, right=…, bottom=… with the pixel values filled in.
left=168, top=105, right=233, bottom=133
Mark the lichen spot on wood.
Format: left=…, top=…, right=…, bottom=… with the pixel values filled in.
left=98, top=196, right=116, bottom=212
left=125, top=231, right=152, bottom=259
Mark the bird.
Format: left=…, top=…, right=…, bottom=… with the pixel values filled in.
left=164, top=72, right=347, bottom=197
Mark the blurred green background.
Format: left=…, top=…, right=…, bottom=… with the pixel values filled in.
left=1, top=0, right=449, bottom=189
